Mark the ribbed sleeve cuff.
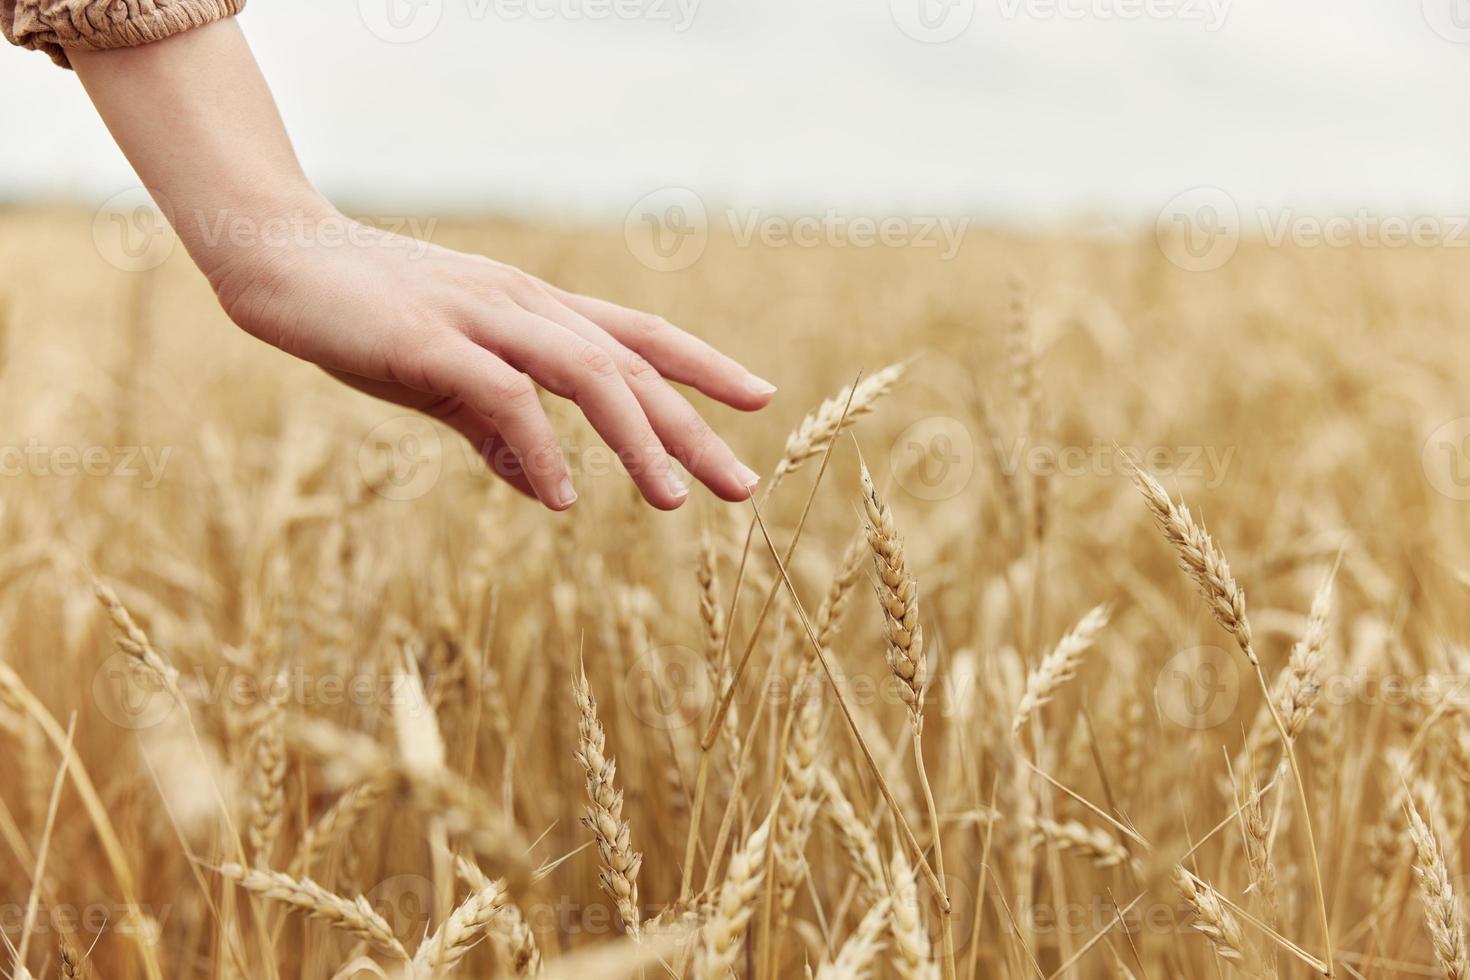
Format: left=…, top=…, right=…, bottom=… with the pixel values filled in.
left=5, top=0, right=246, bottom=68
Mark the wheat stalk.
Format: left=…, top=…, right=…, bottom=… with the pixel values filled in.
left=1011, top=603, right=1110, bottom=735
left=1239, top=567, right=1335, bottom=773
left=455, top=856, right=543, bottom=976
left=815, top=529, right=869, bottom=652
left=1279, top=569, right=1334, bottom=739
left=859, top=460, right=925, bottom=728
left=1032, top=817, right=1132, bottom=870
left=245, top=675, right=287, bottom=868
left=58, top=939, right=89, bottom=980
left=218, top=863, right=409, bottom=962
left=1174, top=866, right=1252, bottom=972
left=819, top=769, right=886, bottom=903
left=697, top=528, right=725, bottom=665
left=770, top=362, right=906, bottom=491
left=815, top=897, right=891, bottom=980
left=1128, top=458, right=1333, bottom=975
left=1407, top=791, right=1470, bottom=980
left=573, top=665, right=642, bottom=936
left=92, top=579, right=182, bottom=700
left=888, top=846, right=940, bottom=980
left=693, top=811, right=774, bottom=979
left=1237, top=760, right=1280, bottom=976
left=774, top=671, right=824, bottom=914
left=393, top=660, right=446, bottom=780
left=413, top=876, right=509, bottom=976
left=289, top=779, right=387, bottom=876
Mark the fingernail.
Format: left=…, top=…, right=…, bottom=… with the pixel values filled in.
left=734, top=462, right=761, bottom=489
left=745, top=374, right=777, bottom=397
left=556, top=477, right=578, bottom=508
left=666, top=469, right=689, bottom=500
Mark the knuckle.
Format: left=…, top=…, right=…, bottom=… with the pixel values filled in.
left=631, top=312, right=670, bottom=343
left=622, top=350, right=659, bottom=382
left=495, top=267, right=537, bottom=294
left=384, top=319, right=452, bottom=384
left=468, top=264, right=536, bottom=305
left=492, top=374, right=540, bottom=411
left=680, top=407, right=714, bottom=445
left=576, top=345, right=619, bottom=381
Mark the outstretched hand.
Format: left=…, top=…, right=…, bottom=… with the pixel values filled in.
left=207, top=214, right=772, bottom=510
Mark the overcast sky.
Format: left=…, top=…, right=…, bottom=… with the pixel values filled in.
left=3, top=0, right=1469, bottom=224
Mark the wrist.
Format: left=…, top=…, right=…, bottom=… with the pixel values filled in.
left=174, top=187, right=339, bottom=298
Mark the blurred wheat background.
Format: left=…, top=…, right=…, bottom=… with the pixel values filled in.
left=1, top=205, right=1469, bottom=978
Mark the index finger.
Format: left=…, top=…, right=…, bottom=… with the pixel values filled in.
left=539, top=284, right=776, bottom=412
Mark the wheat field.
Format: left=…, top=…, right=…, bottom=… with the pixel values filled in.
left=1, top=205, right=1469, bottom=978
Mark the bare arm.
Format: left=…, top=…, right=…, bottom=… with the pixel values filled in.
left=69, top=20, right=772, bottom=511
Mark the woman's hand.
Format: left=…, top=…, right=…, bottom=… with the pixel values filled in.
left=70, top=19, right=771, bottom=510
left=205, top=208, right=771, bottom=510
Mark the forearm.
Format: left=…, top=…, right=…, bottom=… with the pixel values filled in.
left=70, top=19, right=330, bottom=274
left=64, top=15, right=771, bottom=512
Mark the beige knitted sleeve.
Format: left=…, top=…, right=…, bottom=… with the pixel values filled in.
left=2, top=0, right=245, bottom=67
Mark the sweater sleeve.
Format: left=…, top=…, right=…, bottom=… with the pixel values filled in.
left=2, top=0, right=245, bottom=68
